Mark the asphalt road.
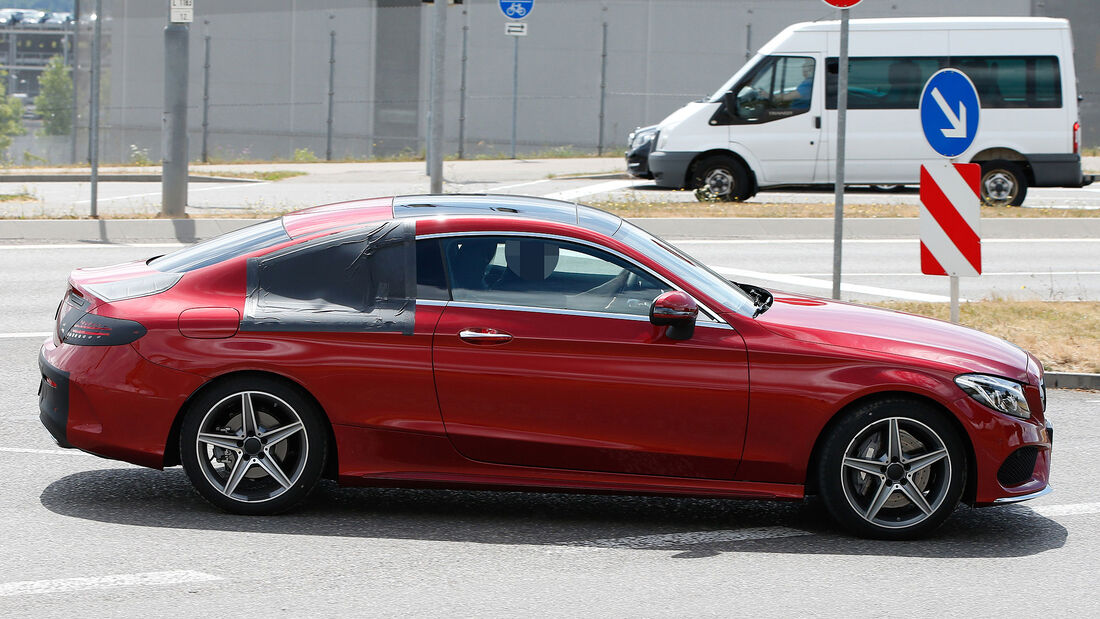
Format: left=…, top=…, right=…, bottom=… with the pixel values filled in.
left=0, top=232, right=1097, bottom=615
left=0, top=330, right=1096, bottom=615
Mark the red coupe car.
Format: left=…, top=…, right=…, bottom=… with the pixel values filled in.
left=39, top=195, right=1051, bottom=539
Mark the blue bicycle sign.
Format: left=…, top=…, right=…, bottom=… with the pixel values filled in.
left=500, top=1, right=534, bottom=20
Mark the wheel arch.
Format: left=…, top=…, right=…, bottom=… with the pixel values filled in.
left=803, top=390, right=978, bottom=505
left=968, top=147, right=1035, bottom=185
left=686, top=149, right=758, bottom=194
left=163, top=370, right=340, bottom=480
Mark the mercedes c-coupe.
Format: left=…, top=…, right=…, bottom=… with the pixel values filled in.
left=39, top=195, right=1052, bottom=539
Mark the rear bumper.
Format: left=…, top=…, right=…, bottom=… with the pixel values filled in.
left=1026, top=153, right=1089, bottom=187
left=38, top=339, right=205, bottom=469
left=38, top=349, right=72, bottom=448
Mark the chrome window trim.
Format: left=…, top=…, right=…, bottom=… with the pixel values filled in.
left=416, top=299, right=734, bottom=330
left=417, top=231, right=727, bottom=324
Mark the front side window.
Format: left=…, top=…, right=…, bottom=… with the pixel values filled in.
left=440, top=236, right=669, bottom=317
left=718, top=55, right=816, bottom=124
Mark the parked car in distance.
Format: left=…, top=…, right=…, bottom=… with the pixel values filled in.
left=626, top=125, right=658, bottom=179
left=39, top=195, right=1052, bottom=539
left=644, top=17, right=1094, bottom=205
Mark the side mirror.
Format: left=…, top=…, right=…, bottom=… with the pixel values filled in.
left=649, top=290, right=698, bottom=340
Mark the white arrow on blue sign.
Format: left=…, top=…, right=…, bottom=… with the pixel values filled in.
left=500, top=1, right=534, bottom=20
left=919, top=69, right=981, bottom=158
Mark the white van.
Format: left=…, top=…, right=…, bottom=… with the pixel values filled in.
left=644, top=17, right=1092, bottom=206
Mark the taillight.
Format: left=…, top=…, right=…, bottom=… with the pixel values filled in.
left=1073, top=121, right=1080, bottom=154
left=61, top=314, right=147, bottom=346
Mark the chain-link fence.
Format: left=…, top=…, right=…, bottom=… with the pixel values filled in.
left=4, top=0, right=1093, bottom=166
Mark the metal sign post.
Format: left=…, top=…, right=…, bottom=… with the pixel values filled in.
left=501, top=1, right=533, bottom=159
left=88, top=0, right=103, bottom=218
left=428, top=0, right=446, bottom=193
left=823, top=0, right=861, bottom=299
left=162, top=0, right=192, bottom=218
left=918, top=69, right=982, bottom=323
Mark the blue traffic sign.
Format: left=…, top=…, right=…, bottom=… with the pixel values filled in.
left=500, top=1, right=534, bottom=20
left=919, top=69, right=980, bottom=158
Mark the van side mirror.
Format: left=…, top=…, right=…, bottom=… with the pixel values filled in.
left=649, top=291, right=698, bottom=340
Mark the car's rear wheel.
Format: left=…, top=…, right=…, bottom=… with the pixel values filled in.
left=980, top=161, right=1028, bottom=207
left=817, top=398, right=966, bottom=539
left=180, top=377, right=327, bottom=515
left=691, top=155, right=752, bottom=202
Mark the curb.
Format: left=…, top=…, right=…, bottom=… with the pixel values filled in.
left=1045, top=372, right=1100, bottom=390
left=0, top=174, right=258, bottom=183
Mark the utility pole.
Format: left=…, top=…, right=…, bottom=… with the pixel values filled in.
left=428, top=0, right=446, bottom=193
left=201, top=22, right=211, bottom=163
left=88, top=0, right=102, bottom=218
left=325, top=16, right=335, bottom=161
left=162, top=1, right=191, bottom=218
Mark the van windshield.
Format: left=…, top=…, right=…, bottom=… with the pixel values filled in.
left=709, top=54, right=763, bottom=102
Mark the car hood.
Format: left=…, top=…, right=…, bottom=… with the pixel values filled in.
left=752, top=292, right=1029, bottom=382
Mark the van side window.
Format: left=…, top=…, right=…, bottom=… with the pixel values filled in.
left=950, top=56, right=1061, bottom=108
left=826, top=57, right=946, bottom=109
left=714, top=56, right=815, bottom=125
left=826, top=56, right=1061, bottom=110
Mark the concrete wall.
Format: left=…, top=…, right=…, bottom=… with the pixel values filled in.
left=57, top=0, right=1097, bottom=165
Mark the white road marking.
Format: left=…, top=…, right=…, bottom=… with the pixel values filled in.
left=578, top=526, right=812, bottom=549
left=712, top=266, right=959, bottom=302
left=484, top=179, right=551, bottom=193
left=73, top=182, right=263, bottom=205
left=1029, top=502, right=1100, bottom=518
left=544, top=179, right=642, bottom=201
left=754, top=271, right=1100, bottom=277
left=0, top=570, right=222, bottom=597
left=0, top=447, right=96, bottom=457
left=0, top=332, right=51, bottom=339
left=0, top=243, right=185, bottom=251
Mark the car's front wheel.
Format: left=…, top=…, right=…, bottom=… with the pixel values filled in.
left=180, top=377, right=328, bottom=515
left=817, top=398, right=966, bottom=539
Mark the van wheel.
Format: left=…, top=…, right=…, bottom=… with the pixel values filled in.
left=980, top=162, right=1028, bottom=207
left=691, top=156, right=752, bottom=202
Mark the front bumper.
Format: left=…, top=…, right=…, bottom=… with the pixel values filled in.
left=953, top=394, right=1053, bottom=505
left=647, top=151, right=696, bottom=189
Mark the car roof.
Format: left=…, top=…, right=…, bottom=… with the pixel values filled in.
left=281, top=194, right=624, bottom=239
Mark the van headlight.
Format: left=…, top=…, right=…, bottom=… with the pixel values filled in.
left=955, top=374, right=1031, bottom=419
left=654, top=131, right=668, bottom=152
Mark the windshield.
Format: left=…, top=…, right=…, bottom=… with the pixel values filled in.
left=709, top=54, right=764, bottom=102
left=612, top=221, right=757, bottom=317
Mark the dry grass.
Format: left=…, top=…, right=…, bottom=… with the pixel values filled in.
left=869, top=300, right=1100, bottom=374
left=589, top=199, right=1100, bottom=219
left=201, top=170, right=307, bottom=182
left=0, top=192, right=35, bottom=202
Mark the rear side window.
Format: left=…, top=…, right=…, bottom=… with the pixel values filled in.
left=149, top=219, right=289, bottom=273
left=241, top=220, right=417, bottom=334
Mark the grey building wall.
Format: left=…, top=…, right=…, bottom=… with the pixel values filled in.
left=62, top=0, right=1094, bottom=165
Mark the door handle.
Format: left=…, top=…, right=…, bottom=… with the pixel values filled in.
left=814, top=116, right=821, bottom=129
left=458, top=328, right=513, bottom=345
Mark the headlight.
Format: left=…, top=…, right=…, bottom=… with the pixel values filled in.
left=955, top=374, right=1031, bottom=419
left=654, top=130, right=668, bottom=152
left=630, top=129, right=656, bottom=149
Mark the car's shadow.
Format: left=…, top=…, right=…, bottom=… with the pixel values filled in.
left=41, top=467, right=1066, bottom=559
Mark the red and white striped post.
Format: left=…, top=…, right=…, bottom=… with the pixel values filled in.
left=920, top=162, right=981, bottom=322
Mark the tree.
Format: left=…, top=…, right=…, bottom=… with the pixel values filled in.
left=35, top=55, right=72, bottom=136
left=0, top=78, right=25, bottom=155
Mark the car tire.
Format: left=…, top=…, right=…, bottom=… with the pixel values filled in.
left=816, top=398, right=966, bottom=540
left=691, top=155, right=752, bottom=202
left=180, top=376, right=328, bottom=515
left=980, top=161, right=1028, bottom=207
